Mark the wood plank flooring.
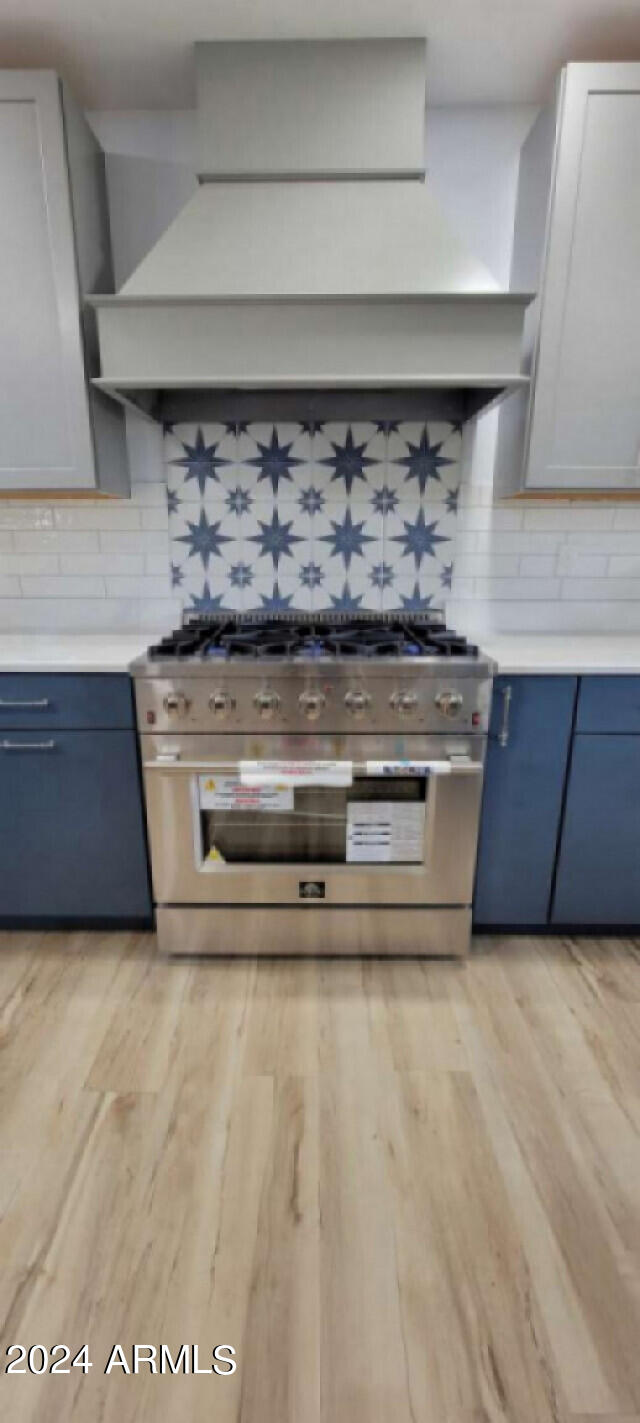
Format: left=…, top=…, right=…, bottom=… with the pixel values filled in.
left=0, top=930, right=638, bottom=1422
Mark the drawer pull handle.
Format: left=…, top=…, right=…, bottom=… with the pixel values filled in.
left=1, top=739, right=56, bottom=752
left=0, top=698, right=50, bottom=710
left=498, top=685, right=513, bottom=748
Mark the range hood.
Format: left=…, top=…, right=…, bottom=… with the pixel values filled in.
left=91, top=39, right=531, bottom=425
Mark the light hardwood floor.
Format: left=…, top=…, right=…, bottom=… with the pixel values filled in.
left=0, top=930, right=639, bottom=1422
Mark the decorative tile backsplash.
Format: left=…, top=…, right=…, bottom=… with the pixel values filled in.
left=165, top=421, right=462, bottom=614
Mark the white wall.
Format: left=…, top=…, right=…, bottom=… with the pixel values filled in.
left=1, top=102, right=639, bottom=634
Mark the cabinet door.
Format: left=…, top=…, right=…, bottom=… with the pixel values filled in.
left=0, top=731, right=151, bottom=922
left=473, top=676, right=576, bottom=926
left=0, top=71, right=96, bottom=491
left=528, top=64, right=640, bottom=490
left=552, top=735, right=640, bottom=925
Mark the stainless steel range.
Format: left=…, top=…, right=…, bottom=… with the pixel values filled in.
left=131, top=612, right=493, bottom=958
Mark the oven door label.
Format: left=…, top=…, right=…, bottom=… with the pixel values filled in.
left=346, top=802, right=425, bottom=863
left=198, top=775, right=293, bottom=812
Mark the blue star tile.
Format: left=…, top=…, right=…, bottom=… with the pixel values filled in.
left=186, top=582, right=228, bottom=613
left=370, top=485, right=399, bottom=517
left=440, top=562, right=454, bottom=590
left=298, top=486, right=325, bottom=517
left=370, top=561, right=395, bottom=590
left=258, top=580, right=295, bottom=610
left=299, top=561, right=324, bottom=590
left=229, top=561, right=253, bottom=589
left=167, top=489, right=181, bottom=516
left=246, top=427, right=304, bottom=495
left=325, top=580, right=365, bottom=611
left=319, top=508, right=375, bottom=569
left=170, top=427, right=231, bottom=495
left=391, top=508, right=449, bottom=569
left=444, top=488, right=459, bottom=515
left=176, top=508, right=232, bottom=570
left=399, top=583, right=436, bottom=611
left=398, top=426, right=455, bottom=495
left=249, top=509, right=302, bottom=569
left=320, top=426, right=376, bottom=495
left=226, top=486, right=253, bottom=518
left=170, top=561, right=184, bottom=589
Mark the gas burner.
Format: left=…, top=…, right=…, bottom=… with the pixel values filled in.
left=146, top=613, right=478, bottom=663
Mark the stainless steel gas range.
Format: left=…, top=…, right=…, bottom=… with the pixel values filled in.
left=131, top=613, right=493, bottom=958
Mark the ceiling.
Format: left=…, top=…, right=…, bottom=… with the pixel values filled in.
left=1, top=0, right=639, bottom=108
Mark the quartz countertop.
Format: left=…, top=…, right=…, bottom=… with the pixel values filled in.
left=0, top=634, right=156, bottom=674
left=2, top=631, right=640, bottom=678
left=479, top=634, right=640, bottom=676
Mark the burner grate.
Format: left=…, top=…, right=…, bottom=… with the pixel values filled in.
left=147, top=613, right=478, bottom=662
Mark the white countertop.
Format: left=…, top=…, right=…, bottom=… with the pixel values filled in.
left=1, top=631, right=640, bottom=677
left=0, top=634, right=155, bottom=674
left=480, top=634, right=640, bottom=675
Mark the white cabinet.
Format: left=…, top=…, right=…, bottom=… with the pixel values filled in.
left=496, top=64, right=640, bottom=494
left=0, top=71, right=127, bottom=492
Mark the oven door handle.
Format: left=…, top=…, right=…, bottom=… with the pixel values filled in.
left=144, top=758, right=482, bottom=777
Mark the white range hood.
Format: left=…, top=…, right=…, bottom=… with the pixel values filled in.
left=92, top=40, right=531, bottom=424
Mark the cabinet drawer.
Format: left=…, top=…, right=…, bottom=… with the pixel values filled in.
left=0, top=729, right=151, bottom=921
left=0, top=674, right=134, bottom=729
left=576, top=676, right=640, bottom=733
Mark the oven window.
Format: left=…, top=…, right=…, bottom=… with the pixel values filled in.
left=198, top=777, right=427, bottom=865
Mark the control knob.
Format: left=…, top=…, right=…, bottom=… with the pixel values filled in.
left=435, top=689, right=464, bottom=720
left=162, top=690, right=191, bottom=718
left=253, top=687, right=281, bottom=721
left=208, top=690, right=236, bottom=720
left=390, top=689, right=419, bottom=717
left=298, top=688, right=326, bottom=721
left=344, top=688, right=371, bottom=719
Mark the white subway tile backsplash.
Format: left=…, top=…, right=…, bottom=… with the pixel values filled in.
left=522, top=507, right=616, bottom=532
left=0, top=597, right=180, bottom=631
left=20, top=576, right=106, bottom=598
left=59, top=553, right=146, bottom=576
left=608, top=555, right=640, bottom=577
left=613, top=508, right=640, bottom=529
left=1, top=554, right=59, bottom=576
left=104, top=575, right=172, bottom=599
left=140, top=507, right=169, bottom=531
left=99, top=530, right=169, bottom=554
left=518, top=555, right=557, bottom=577
left=556, top=549, right=608, bottom=577
left=13, top=530, right=100, bottom=554
left=0, top=506, right=54, bottom=530
left=454, top=553, right=520, bottom=577
left=0, top=576, right=21, bottom=596
left=54, top=505, right=142, bottom=531
left=456, top=507, right=523, bottom=531
left=561, top=578, right=640, bottom=601
left=0, top=532, right=15, bottom=553
left=473, top=531, right=564, bottom=554
left=473, top=577, right=562, bottom=601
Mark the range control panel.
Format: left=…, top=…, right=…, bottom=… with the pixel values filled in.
left=135, top=672, right=492, bottom=737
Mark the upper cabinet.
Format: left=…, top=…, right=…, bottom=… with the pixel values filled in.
left=496, top=64, right=640, bottom=495
left=0, top=71, right=128, bottom=493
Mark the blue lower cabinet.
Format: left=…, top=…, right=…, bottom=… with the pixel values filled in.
left=0, top=730, right=151, bottom=923
left=473, top=676, right=577, bottom=926
left=552, top=734, right=640, bottom=925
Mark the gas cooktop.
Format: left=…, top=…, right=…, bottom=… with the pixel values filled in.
left=146, top=613, right=479, bottom=664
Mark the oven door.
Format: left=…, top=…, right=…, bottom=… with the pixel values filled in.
left=141, top=734, right=484, bottom=907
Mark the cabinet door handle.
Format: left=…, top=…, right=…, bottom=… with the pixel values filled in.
left=1, top=739, right=56, bottom=752
left=0, top=698, right=50, bottom=709
left=498, top=684, right=513, bottom=748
